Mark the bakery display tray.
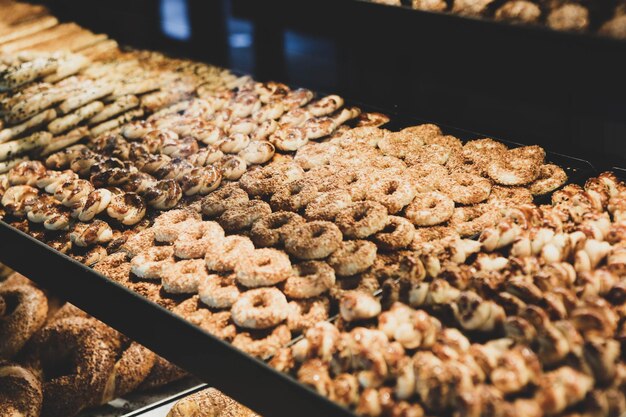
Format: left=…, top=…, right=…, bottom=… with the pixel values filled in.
left=0, top=79, right=597, bottom=417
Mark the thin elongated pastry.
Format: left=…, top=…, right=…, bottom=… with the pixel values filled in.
left=0, top=57, right=58, bottom=91
left=0, top=23, right=82, bottom=54
left=43, top=54, right=90, bottom=83
left=79, top=39, right=119, bottom=60
left=0, top=108, right=56, bottom=143
left=48, top=101, right=103, bottom=134
left=88, top=95, right=139, bottom=125
left=0, top=16, right=58, bottom=45
left=6, top=84, right=74, bottom=124
left=0, top=3, right=47, bottom=27
left=28, top=31, right=107, bottom=54
left=40, top=127, right=88, bottom=156
left=58, top=82, right=113, bottom=114
left=111, top=78, right=159, bottom=98
left=0, top=131, right=51, bottom=161
left=90, top=108, right=144, bottom=136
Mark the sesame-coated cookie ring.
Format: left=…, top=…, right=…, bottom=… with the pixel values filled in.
left=231, top=288, right=289, bottom=329
left=284, top=221, right=343, bottom=260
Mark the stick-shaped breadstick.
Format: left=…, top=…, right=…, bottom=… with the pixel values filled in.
left=90, top=108, right=143, bottom=136
left=0, top=108, right=56, bottom=143
left=0, top=131, right=51, bottom=161
left=88, top=95, right=139, bottom=125
left=40, top=127, right=88, bottom=156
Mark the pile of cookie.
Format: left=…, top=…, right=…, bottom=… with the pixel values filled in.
left=259, top=171, right=626, bottom=417
left=0, top=272, right=188, bottom=417
left=371, top=0, right=626, bottom=39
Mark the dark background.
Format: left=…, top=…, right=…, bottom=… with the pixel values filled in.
left=41, top=0, right=626, bottom=170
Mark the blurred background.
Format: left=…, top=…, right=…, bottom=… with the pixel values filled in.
left=40, top=0, right=626, bottom=169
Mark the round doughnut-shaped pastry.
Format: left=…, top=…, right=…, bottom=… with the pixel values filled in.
left=250, top=211, right=305, bottom=247
left=488, top=185, right=533, bottom=205
left=405, top=191, right=454, bottom=226
left=22, top=317, right=117, bottom=417
left=102, top=340, right=156, bottom=402
left=487, top=146, right=544, bottom=186
left=205, top=235, right=255, bottom=272
left=328, top=240, right=377, bottom=277
left=464, top=138, right=508, bottom=160
left=198, top=274, right=240, bottom=309
left=0, top=284, right=48, bottom=358
left=218, top=200, right=272, bottom=232
left=270, top=178, right=319, bottom=212
left=130, top=246, right=175, bottom=279
left=528, top=164, right=567, bottom=195
left=143, top=179, right=183, bottom=211
left=377, top=125, right=439, bottom=158
left=335, top=201, right=388, bottom=239
left=239, top=140, right=275, bottom=165
left=231, top=288, right=289, bottom=329
left=241, top=162, right=304, bottom=197
left=450, top=204, right=501, bottom=237
left=439, top=172, right=492, bottom=205
left=201, top=183, right=248, bottom=218
left=174, top=221, right=225, bottom=259
left=368, top=177, right=416, bottom=214
left=283, top=261, right=336, bottom=299
left=294, top=142, right=339, bottom=170
left=162, top=259, right=209, bottom=294
left=286, top=298, right=330, bottom=333
left=411, top=226, right=460, bottom=250
left=218, top=155, right=247, bottom=181
left=180, top=166, right=222, bottom=196
left=232, top=324, right=291, bottom=358
left=106, top=193, right=146, bottom=225
left=404, top=144, right=452, bottom=166
left=284, top=221, right=343, bottom=260
left=304, top=190, right=353, bottom=221
left=423, top=134, right=463, bottom=152
left=373, top=216, right=415, bottom=250
left=403, top=163, right=448, bottom=193
left=0, top=361, right=42, bottom=417
left=235, top=248, right=292, bottom=288
left=153, top=209, right=202, bottom=243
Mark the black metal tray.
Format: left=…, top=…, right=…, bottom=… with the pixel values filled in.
left=0, top=223, right=357, bottom=417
